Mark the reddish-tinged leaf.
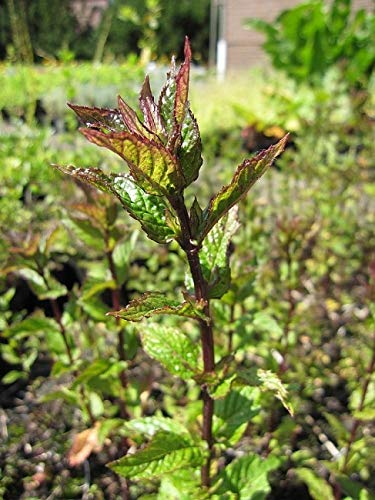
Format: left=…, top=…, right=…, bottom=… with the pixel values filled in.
left=81, top=128, right=184, bottom=195
left=200, top=135, right=289, bottom=241
left=139, top=76, right=165, bottom=136
left=174, top=37, right=192, bottom=124
left=158, top=58, right=178, bottom=135
left=52, top=164, right=113, bottom=193
left=117, top=95, right=158, bottom=142
left=68, top=103, right=125, bottom=132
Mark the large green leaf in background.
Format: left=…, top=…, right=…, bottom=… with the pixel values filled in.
left=214, top=453, right=280, bottom=499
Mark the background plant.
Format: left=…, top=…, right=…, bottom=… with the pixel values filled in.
left=245, top=0, right=375, bottom=88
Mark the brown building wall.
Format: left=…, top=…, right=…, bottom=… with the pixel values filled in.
left=223, top=0, right=374, bottom=69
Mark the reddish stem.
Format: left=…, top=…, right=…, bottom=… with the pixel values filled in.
left=169, top=194, right=215, bottom=487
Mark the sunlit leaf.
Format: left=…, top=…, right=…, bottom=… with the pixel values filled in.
left=81, top=128, right=183, bottom=195
left=140, top=323, right=201, bottom=378
left=122, top=416, right=190, bottom=439
left=68, top=103, right=126, bottom=132
left=108, top=291, right=208, bottom=322
left=53, top=166, right=175, bottom=243
left=109, top=431, right=206, bottom=480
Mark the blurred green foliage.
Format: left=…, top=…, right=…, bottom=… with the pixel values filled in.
left=245, top=0, right=375, bottom=87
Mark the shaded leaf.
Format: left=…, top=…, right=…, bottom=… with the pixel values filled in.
left=158, top=57, right=178, bottom=135
left=110, top=174, right=176, bottom=243
left=140, top=323, right=201, bottom=378
left=17, top=268, right=67, bottom=300
left=108, top=291, right=208, bottom=322
left=117, top=95, right=154, bottom=139
left=200, top=136, right=289, bottom=241
left=295, top=468, right=335, bottom=500
left=109, top=431, right=206, bottom=480
left=113, top=232, right=138, bottom=285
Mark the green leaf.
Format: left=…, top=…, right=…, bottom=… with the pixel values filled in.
left=215, top=453, right=280, bottom=499
left=140, top=323, right=201, bottom=378
left=80, top=278, right=116, bottom=301
left=108, top=291, right=209, bottom=322
left=199, top=206, right=239, bottom=299
left=352, top=408, right=375, bottom=421
left=53, top=166, right=176, bottom=243
left=253, top=312, right=283, bottom=338
left=257, top=369, right=294, bottom=415
left=295, top=468, right=335, bottom=500
left=323, top=412, right=349, bottom=445
left=81, top=128, right=183, bottom=195
left=158, top=469, right=205, bottom=500
left=111, top=175, right=176, bottom=243
left=2, top=370, right=27, bottom=385
left=108, top=431, right=206, bottom=480
left=200, top=136, right=288, bottom=241
left=40, top=388, right=79, bottom=405
left=214, top=387, right=261, bottom=443
left=122, top=416, right=191, bottom=439
left=335, top=475, right=375, bottom=500
left=72, top=359, right=112, bottom=388
left=89, top=391, right=105, bottom=418
left=4, top=316, right=60, bottom=339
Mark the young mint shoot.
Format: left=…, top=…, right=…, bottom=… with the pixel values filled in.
left=54, top=37, right=288, bottom=491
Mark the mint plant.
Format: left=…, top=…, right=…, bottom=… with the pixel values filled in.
left=54, top=38, right=289, bottom=493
